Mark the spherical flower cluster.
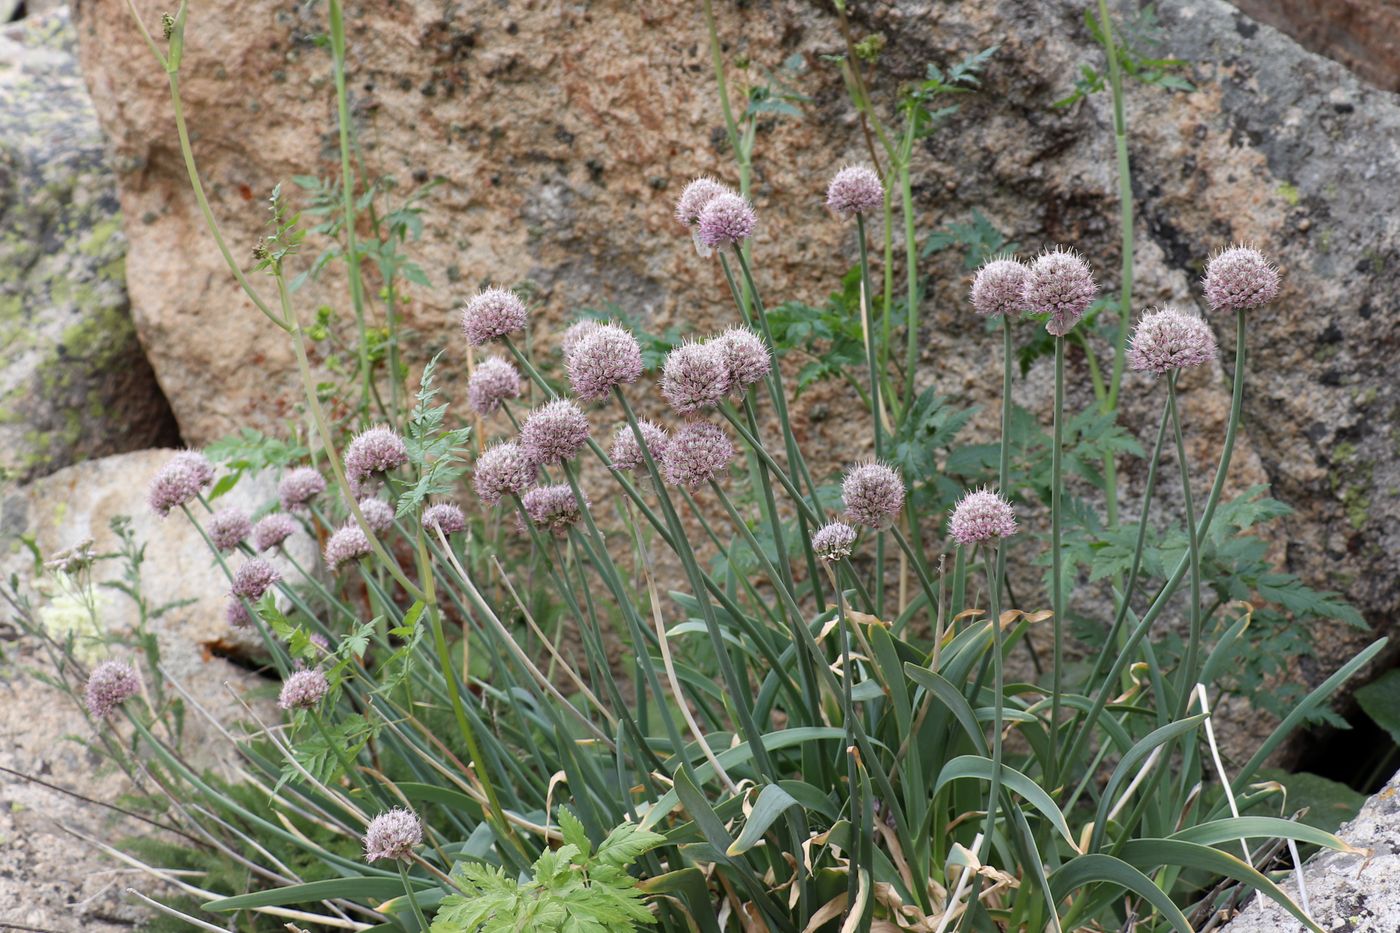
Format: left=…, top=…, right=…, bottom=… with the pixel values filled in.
left=812, top=522, right=858, bottom=562
left=473, top=442, right=537, bottom=505
left=1024, top=248, right=1098, bottom=336
left=842, top=462, right=905, bottom=530
left=461, top=286, right=528, bottom=346
left=252, top=513, right=297, bottom=552
left=230, top=558, right=280, bottom=601
left=207, top=507, right=251, bottom=552
left=363, top=808, right=422, bottom=863
left=712, top=327, right=771, bottom=396
left=696, top=192, right=757, bottom=248
left=560, top=320, right=603, bottom=360
left=663, top=421, right=734, bottom=489
left=971, top=256, right=1029, bottom=319
left=422, top=502, right=467, bottom=536
left=520, top=400, right=590, bottom=465
left=1203, top=245, right=1280, bottom=312
left=521, top=484, right=587, bottom=537
left=948, top=488, right=1018, bottom=546
left=148, top=451, right=214, bottom=517
left=324, top=524, right=372, bottom=571
left=610, top=421, right=669, bottom=473
left=226, top=598, right=252, bottom=629
left=826, top=164, right=884, bottom=217
left=467, top=357, right=522, bottom=416
left=345, top=426, right=408, bottom=492
left=1127, top=307, right=1218, bottom=374
left=674, top=176, right=730, bottom=226
left=661, top=342, right=729, bottom=415
left=85, top=660, right=139, bottom=718
left=278, top=669, right=329, bottom=711
left=568, top=324, right=643, bottom=400
left=358, top=497, right=396, bottom=535
left=278, top=467, right=326, bottom=512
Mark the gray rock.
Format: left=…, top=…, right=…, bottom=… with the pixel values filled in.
left=0, top=449, right=299, bottom=929
left=0, top=9, right=177, bottom=485
left=1222, top=769, right=1400, bottom=932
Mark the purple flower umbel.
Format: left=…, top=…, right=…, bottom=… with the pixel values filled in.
left=253, top=513, right=298, bottom=552
left=521, top=484, right=587, bottom=537
left=85, top=660, right=139, bottom=718
left=1024, top=248, right=1098, bottom=336
left=711, top=327, right=771, bottom=396
left=278, top=669, right=329, bottom=711
left=279, top=467, right=326, bottom=512
left=675, top=177, right=730, bottom=227
left=461, top=286, right=528, bottom=346
left=363, top=808, right=422, bottom=863
left=1203, top=245, right=1280, bottom=312
left=610, top=421, right=669, bottom=473
left=826, top=165, right=884, bottom=217
left=949, top=488, right=1018, bottom=546
left=663, top=421, right=733, bottom=490
left=358, top=497, right=396, bottom=535
left=324, top=524, right=372, bottom=572
left=568, top=324, right=643, bottom=400
left=148, top=451, right=214, bottom=517
left=696, top=192, right=757, bottom=248
left=345, top=426, right=408, bottom=492
left=519, top=400, right=590, bottom=465
left=971, top=256, right=1029, bottom=319
left=661, top=342, right=728, bottom=416
left=473, top=442, right=537, bottom=506
left=812, top=522, right=858, bottom=562
left=467, top=356, right=522, bottom=416
left=422, top=502, right=467, bottom=536
left=842, top=462, right=904, bottom=530
left=207, top=508, right=251, bottom=553
left=230, top=558, right=280, bottom=601
left=1127, top=307, right=1218, bottom=374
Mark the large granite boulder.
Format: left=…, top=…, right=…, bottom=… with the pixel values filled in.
left=0, top=8, right=177, bottom=484
left=68, top=0, right=1398, bottom=754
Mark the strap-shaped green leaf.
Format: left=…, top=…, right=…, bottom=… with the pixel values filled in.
left=1051, top=853, right=1192, bottom=932
left=728, top=784, right=799, bottom=855
left=933, top=755, right=1075, bottom=847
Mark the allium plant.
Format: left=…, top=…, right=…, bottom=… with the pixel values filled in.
left=27, top=7, right=1375, bottom=933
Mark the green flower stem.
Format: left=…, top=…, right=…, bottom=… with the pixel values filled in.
left=888, top=524, right=940, bottom=626
left=741, top=395, right=824, bottom=610
left=856, top=213, right=884, bottom=461
left=1167, top=376, right=1204, bottom=716
left=396, top=860, right=429, bottom=931
left=326, top=0, right=373, bottom=414
left=972, top=547, right=1008, bottom=888
left=900, top=155, right=921, bottom=417
left=277, top=277, right=422, bottom=601
left=1099, top=0, right=1134, bottom=416
left=826, top=562, right=865, bottom=917
left=1049, top=336, right=1067, bottom=786
left=1061, top=310, right=1248, bottom=782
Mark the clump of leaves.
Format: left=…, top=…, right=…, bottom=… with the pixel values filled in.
left=431, top=810, right=664, bottom=932
left=398, top=351, right=473, bottom=517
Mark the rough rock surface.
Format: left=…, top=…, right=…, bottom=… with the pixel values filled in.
left=0, top=449, right=297, bottom=930
left=1232, top=0, right=1400, bottom=93
left=68, top=0, right=1398, bottom=745
left=1222, top=768, right=1400, bottom=932
left=0, top=9, right=178, bottom=484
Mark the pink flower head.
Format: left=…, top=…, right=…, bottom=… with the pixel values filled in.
left=345, top=426, right=408, bottom=492
left=521, top=484, right=588, bottom=537
left=324, top=523, right=372, bottom=571
left=225, top=598, right=252, bottom=629
left=663, top=421, right=733, bottom=489
left=610, top=421, right=669, bottom=473
left=697, top=192, right=757, bottom=248
left=461, top=286, right=528, bottom=346
left=842, top=462, right=904, bottom=530
left=467, top=356, right=522, bottom=416
left=812, top=522, right=858, bottom=562
left=363, top=808, right=422, bottom=863
left=661, top=342, right=729, bottom=415
left=520, top=399, right=589, bottom=465
left=278, top=669, right=329, bottom=711
left=1127, top=307, right=1218, bottom=374
left=826, top=164, right=884, bottom=217
left=675, top=176, right=730, bottom=226
left=568, top=323, right=643, bottom=400
left=252, top=513, right=298, bottom=552
left=422, top=502, right=467, bottom=536
left=278, top=467, right=326, bottom=512
left=971, top=256, right=1029, bottom=319
left=711, top=327, right=771, bottom=396
left=148, top=451, right=214, bottom=517
left=1024, top=247, right=1098, bottom=336
left=207, top=507, right=251, bottom=552
left=357, top=497, right=396, bottom=535
left=560, top=320, right=604, bottom=361
left=949, top=488, right=1018, bottom=546
left=231, top=558, right=280, bottom=601
left=1203, top=245, right=1280, bottom=312
left=473, top=441, right=537, bottom=505
left=85, top=660, right=139, bottom=718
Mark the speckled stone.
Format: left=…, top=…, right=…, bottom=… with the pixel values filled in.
left=1222, top=769, right=1400, bottom=932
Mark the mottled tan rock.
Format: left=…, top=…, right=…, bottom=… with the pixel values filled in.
left=69, top=0, right=1399, bottom=762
